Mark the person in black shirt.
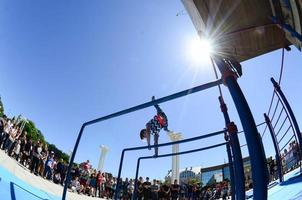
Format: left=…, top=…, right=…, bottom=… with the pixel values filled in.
left=30, top=140, right=41, bottom=175
left=122, top=178, right=129, bottom=200
left=55, top=158, right=65, bottom=185
left=171, top=179, right=180, bottom=200
left=143, top=177, right=152, bottom=200
left=162, top=183, right=170, bottom=200
left=137, top=177, right=144, bottom=200
left=158, top=182, right=164, bottom=200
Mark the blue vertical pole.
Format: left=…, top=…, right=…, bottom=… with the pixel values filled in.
left=226, top=141, right=236, bottom=200
left=219, top=96, right=244, bottom=200
left=132, top=158, right=141, bottom=200
left=114, top=150, right=126, bottom=200
left=62, top=124, right=86, bottom=200
left=271, top=78, right=302, bottom=158
left=214, top=57, right=267, bottom=200
left=264, top=113, right=283, bottom=182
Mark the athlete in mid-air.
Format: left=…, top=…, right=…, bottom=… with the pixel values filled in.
left=140, top=96, right=170, bottom=156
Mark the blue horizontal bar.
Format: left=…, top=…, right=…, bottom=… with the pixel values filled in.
left=124, top=129, right=225, bottom=152
left=85, top=79, right=222, bottom=126
left=139, top=142, right=227, bottom=160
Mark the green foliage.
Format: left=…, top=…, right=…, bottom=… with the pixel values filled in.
left=0, top=99, right=69, bottom=164
left=47, top=143, right=70, bottom=163
left=189, top=178, right=201, bottom=185
left=23, top=120, right=45, bottom=143
left=22, top=119, right=69, bottom=163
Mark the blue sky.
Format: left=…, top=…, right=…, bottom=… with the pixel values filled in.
left=0, top=0, right=301, bottom=181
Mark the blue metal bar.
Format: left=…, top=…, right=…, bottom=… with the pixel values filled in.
left=276, top=116, right=288, bottom=136
left=86, top=79, right=222, bottom=126
left=62, top=124, right=86, bottom=200
left=59, top=79, right=222, bottom=200
left=272, top=78, right=302, bottom=154
left=274, top=90, right=298, bottom=145
left=271, top=99, right=280, bottom=122
left=273, top=107, right=284, bottom=129
left=280, top=134, right=295, bottom=152
left=264, top=113, right=283, bottom=182
left=226, top=143, right=235, bottom=200
left=114, top=129, right=225, bottom=199
left=219, top=96, right=244, bottom=200
left=214, top=57, right=267, bottom=200
left=126, top=130, right=224, bottom=151
left=132, top=142, right=227, bottom=200
left=133, top=158, right=141, bottom=200
left=278, top=125, right=292, bottom=144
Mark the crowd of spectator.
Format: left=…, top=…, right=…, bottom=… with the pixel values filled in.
left=0, top=113, right=232, bottom=200
left=131, top=178, right=230, bottom=200
left=0, top=115, right=68, bottom=184
left=268, top=140, right=301, bottom=181
left=2, top=113, right=301, bottom=199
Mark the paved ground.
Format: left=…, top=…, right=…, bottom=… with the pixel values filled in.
left=0, top=150, right=105, bottom=200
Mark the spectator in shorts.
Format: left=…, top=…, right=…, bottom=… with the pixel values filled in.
left=89, top=173, right=97, bottom=197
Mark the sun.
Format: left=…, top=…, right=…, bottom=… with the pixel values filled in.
left=186, top=36, right=213, bottom=65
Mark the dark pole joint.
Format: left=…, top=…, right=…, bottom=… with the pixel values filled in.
left=224, top=129, right=230, bottom=141
left=227, top=122, right=238, bottom=135
left=221, top=69, right=238, bottom=86
left=271, top=77, right=280, bottom=91
left=219, top=96, right=228, bottom=113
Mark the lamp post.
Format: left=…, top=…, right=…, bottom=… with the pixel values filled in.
left=98, top=145, right=109, bottom=172
left=168, top=132, right=183, bottom=183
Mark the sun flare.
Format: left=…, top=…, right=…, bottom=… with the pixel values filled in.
left=186, top=36, right=213, bottom=65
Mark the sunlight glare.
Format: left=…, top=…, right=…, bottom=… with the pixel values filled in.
left=186, top=36, right=213, bottom=66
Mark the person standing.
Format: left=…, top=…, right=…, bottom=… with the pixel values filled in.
left=171, top=179, right=180, bottom=200
left=143, top=177, right=152, bottom=200
left=122, top=178, right=129, bottom=199
left=151, top=179, right=160, bottom=200
left=30, top=140, right=42, bottom=175
left=55, top=158, right=65, bottom=185
left=137, top=177, right=144, bottom=200
left=162, top=182, right=171, bottom=200
left=0, top=115, right=6, bottom=148
left=44, top=151, right=55, bottom=179
left=127, top=179, right=134, bottom=200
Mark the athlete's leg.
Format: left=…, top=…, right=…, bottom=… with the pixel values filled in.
left=154, top=132, right=159, bottom=156
left=146, top=125, right=151, bottom=150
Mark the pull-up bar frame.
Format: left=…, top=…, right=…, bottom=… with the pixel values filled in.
left=114, top=129, right=225, bottom=200
left=133, top=142, right=228, bottom=200
left=62, top=79, right=223, bottom=200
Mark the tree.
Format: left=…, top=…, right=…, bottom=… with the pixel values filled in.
left=0, top=97, right=4, bottom=117
left=47, top=143, right=70, bottom=163
left=21, top=118, right=70, bottom=163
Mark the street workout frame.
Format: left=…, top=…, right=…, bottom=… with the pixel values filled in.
left=62, top=58, right=268, bottom=200
left=132, top=141, right=228, bottom=200
left=114, top=129, right=225, bottom=199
